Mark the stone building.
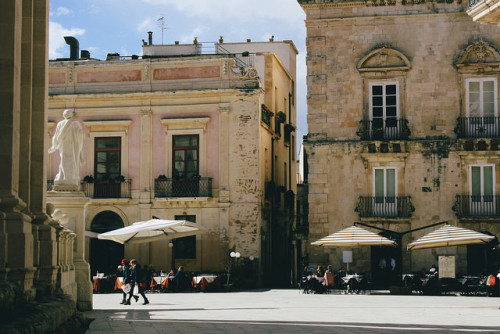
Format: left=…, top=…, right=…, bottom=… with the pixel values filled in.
left=299, top=0, right=500, bottom=283
left=47, top=35, right=298, bottom=287
left=1, top=0, right=82, bottom=331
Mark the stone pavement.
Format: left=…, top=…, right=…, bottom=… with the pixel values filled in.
left=86, top=289, right=500, bottom=333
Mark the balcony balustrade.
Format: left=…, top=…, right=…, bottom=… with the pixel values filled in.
left=355, top=196, right=414, bottom=218
left=81, top=179, right=132, bottom=199
left=356, top=119, right=410, bottom=141
left=455, top=117, right=499, bottom=138
left=154, top=177, right=212, bottom=198
left=453, top=195, right=500, bottom=218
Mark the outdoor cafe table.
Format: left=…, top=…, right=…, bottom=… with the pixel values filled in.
left=114, top=277, right=124, bottom=291
left=341, top=274, right=363, bottom=284
left=150, top=276, right=170, bottom=291
left=192, top=275, right=221, bottom=292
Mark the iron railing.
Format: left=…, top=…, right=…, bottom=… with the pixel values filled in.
left=453, top=195, right=500, bottom=218
left=355, top=196, right=414, bottom=218
left=81, top=179, right=132, bottom=199
left=468, top=0, right=483, bottom=9
left=154, top=177, right=212, bottom=198
left=356, top=119, right=411, bottom=140
left=455, top=117, right=499, bottom=138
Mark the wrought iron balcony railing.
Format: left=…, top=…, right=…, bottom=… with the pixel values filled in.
left=81, top=179, right=132, bottom=199
left=154, top=177, right=212, bottom=198
left=453, top=195, right=500, bottom=218
left=356, top=119, right=411, bottom=141
left=455, top=117, right=499, bottom=138
left=355, top=196, right=414, bottom=218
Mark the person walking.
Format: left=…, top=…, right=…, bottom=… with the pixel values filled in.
left=120, top=259, right=138, bottom=304
left=125, top=259, right=149, bottom=305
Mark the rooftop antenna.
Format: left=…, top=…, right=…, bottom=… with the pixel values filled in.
left=157, top=16, right=166, bottom=45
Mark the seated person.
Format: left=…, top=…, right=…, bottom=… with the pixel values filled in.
left=172, top=266, right=189, bottom=291
left=323, top=270, right=335, bottom=287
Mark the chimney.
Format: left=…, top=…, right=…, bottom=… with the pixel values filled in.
left=148, top=31, right=153, bottom=45
left=64, top=36, right=79, bottom=59
left=81, top=50, right=90, bottom=59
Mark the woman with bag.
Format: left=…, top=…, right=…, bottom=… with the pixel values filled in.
left=120, top=259, right=138, bottom=304
left=125, top=259, right=149, bottom=305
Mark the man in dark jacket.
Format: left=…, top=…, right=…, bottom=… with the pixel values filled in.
left=125, top=259, right=149, bottom=305
left=120, top=259, right=137, bottom=304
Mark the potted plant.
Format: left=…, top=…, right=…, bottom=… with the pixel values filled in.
left=276, top=111, right=286, bottom=123
left=114, top=175, right=125, bottom=183
left=83, top=175, right=94, bottom=183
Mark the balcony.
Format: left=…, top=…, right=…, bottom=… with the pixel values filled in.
left=154, top=177, right=212, bottom=198
left=453, top=195, right=500, bottom=218
left=455, top=117, right=499, bottom=138
left=82, top=179, right=132, bottom=199
left=356, top=119, right=410, bottom=141
left=355, top=196, right=414, bottom=218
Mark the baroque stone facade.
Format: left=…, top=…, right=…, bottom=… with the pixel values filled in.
left=48, top=38, right=298, bottom=287
left=299, top=0, right=500, bottom=282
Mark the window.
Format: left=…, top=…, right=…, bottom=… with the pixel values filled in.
left=172, top=135, right=199, bottom=180
left=470, top=165, right=496, bottom=215
left=370, top=82, right=399, bottom=139
left=466, top=78, right=498, bottom=136
left=94, top=137, right=121, bottom=182
left=174, top=215, right=197, bottom=259
left=373, top=167, right=397, bottom=215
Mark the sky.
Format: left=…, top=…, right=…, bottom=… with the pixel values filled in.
left=49, top=0, right=308, bottom=148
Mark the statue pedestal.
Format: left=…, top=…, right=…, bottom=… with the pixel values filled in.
left=47, top=191, right=92, bottom=310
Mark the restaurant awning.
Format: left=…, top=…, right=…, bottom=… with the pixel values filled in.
left=97, top=219, right=207, bottom=245
left=407, top=224, right=495, bottom=250
left=311, top=225, right=397, bottom=247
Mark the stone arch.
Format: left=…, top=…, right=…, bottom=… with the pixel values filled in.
left=88, top=209, right=127, bottom=277
left=357, top=44, right=411, bottom=73
left=86, top=205, right=129, bottom=231
left=455, top=39, right=500, bottom=69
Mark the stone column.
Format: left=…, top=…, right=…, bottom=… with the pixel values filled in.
left=47, top=192, right=91, bottom=310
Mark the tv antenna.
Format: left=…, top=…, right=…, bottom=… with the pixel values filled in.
left=157, top=16, right=166, bottom=45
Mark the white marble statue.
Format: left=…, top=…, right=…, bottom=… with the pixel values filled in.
left=48, top=109, right=84, bottom=187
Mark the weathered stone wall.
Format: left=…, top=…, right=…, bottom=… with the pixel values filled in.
left=301, top=0, right=500, bottom=274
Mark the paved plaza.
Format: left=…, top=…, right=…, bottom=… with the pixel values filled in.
left=86, top=289, right=500, bottom=333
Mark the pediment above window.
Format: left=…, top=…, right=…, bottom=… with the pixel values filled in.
left=357, top=44, right=411, bottom=73
left=455, top=39, right=500, bottom=69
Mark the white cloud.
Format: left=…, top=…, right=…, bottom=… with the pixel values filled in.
left=180, top=26, right=209, bottom=44
left=50, top=7, right=72, bottom=17
left=49, top=22, right=85, bottom=59
left=141, top=0, right=304, bottom=25
left=137, top=17, right=156, bottom=33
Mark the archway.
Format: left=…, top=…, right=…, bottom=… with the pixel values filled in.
left=90, top=211, right=124, bottom=276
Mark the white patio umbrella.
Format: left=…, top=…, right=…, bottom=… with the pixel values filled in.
left=311, top=225, right=397, bottom=247
left=97, top=219, right=207, bottom=245
left=407, top=224, right=495, bottom=250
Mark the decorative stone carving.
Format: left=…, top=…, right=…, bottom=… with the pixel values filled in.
left=357, top=44, right=411, bottom=72
left=455, top=39, right=500, bottom=68
left=48, top=109, right=84, bottom=190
